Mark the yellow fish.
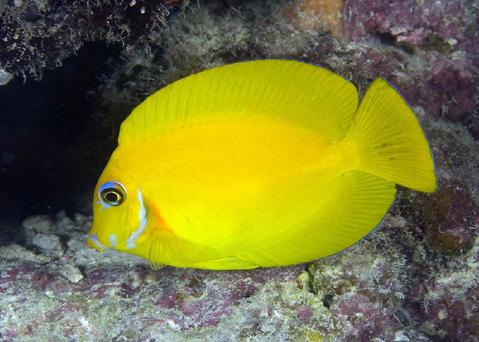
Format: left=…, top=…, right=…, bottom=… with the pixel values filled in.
left=87, top=60, right=436, bottom=270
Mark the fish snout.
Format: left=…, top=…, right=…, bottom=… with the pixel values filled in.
left=87, top=233, right=107, bottom=252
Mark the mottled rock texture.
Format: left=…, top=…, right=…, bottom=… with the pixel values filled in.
left=342, top=0, right=479, bottom=138
left=0, top=0, right=187, bottom=82
left=0, top=0, right=478, bottom=341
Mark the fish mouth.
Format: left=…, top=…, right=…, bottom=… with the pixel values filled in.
left=87, top=233, right=108, bottom=252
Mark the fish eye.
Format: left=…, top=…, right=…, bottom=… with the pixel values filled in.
left=98, top=181, right=126, bottom=206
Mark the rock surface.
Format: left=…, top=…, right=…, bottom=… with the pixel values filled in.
left=0, top=0, right=187, bottom=83
left=0, top=0, right=478, bottom=341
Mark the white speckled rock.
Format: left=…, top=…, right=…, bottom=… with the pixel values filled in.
left=57, top=263, right=84, bottom=283
left=22, top=215, right=55, bottom=234
left=31, top=233, right=64, bottom=257
left=0, top=244, right=50, bottom=264
left=0, top=67, right=12, bottom=85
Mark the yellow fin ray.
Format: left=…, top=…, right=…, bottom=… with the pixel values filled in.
left=118, top=60, right=358, bottom=147
left=143, top=229, right=223, bottom=268
left=235, top=171, right=396, bottom=268
left=346, top=78, right=437, bottom=192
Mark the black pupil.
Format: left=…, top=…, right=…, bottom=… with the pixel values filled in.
left=104, top=190, right=120, bottom=203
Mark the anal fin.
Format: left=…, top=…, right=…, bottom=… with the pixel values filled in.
left=236, top=170, right=396, bottom=267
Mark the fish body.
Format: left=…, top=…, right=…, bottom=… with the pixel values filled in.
left=87, top=60, right=436, bottom=269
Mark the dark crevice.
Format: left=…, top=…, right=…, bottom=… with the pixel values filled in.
left=377, top=31, right=397, bottom=46
left=322, top=293, right=335, bottom=308
left=0, top=41, right=121, bottom=226
left=375, top=32, right=415, bottom=54
left=304, top=263, right=319, bottom=295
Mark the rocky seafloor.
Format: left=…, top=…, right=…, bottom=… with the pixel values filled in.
left=0, top=0, right=478, bottom=341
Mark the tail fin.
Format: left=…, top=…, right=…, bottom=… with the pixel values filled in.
left=345, top=78, right=436, bottom=193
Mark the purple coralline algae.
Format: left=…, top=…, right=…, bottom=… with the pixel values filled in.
left=0, top=0, right=478, bottom=341
left=342, top=0, right=479, bottom=138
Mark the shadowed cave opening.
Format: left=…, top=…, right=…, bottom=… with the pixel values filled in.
left=0, top=42, right=122, bottom=241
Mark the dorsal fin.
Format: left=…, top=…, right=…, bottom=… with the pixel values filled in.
left=118, top=60, right=358, bottom=147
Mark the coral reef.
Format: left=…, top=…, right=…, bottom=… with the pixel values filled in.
left=342, top=0, right=479, bottom=138
left=0, top=0, right=478, bottom=341
left=0, top=0, right=187, bottom=83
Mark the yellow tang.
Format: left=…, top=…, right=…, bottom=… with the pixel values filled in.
left=87, top=60, right=436, bottom=270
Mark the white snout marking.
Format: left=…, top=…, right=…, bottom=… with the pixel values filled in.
left=109, top=234, right=118, bottom=248
left=89, top=233, right=107, bottom=251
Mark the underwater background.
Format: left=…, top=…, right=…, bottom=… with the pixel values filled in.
left=0, top=0, right=478, bottom=340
